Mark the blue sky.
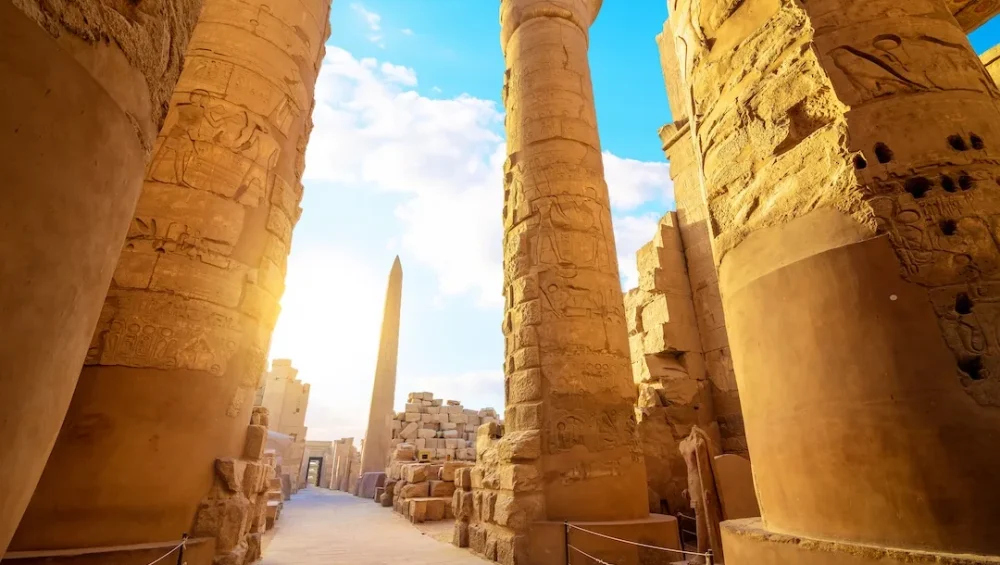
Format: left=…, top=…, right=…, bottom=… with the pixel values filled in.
left=270, top=1, right=675, bottom=442
left=273, top=2, right=1000, bottom=442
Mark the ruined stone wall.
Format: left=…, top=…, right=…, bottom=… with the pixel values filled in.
left=648, top=23, right=746, bottom=457
left=624, top=213, right=719, bottom=514
left=11, top=0, right=333, bottom=551
left=191, top=407, right=274, bottom=565
left=982, top=44, right=1000, bottom=86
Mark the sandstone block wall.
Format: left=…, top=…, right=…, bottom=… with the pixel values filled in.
left=387, top=392, right=496, bottom=462
left=624, top=213, right=720, bottom=514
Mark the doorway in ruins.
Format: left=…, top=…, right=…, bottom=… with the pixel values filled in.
left=306, top=457, right=323, bottom=487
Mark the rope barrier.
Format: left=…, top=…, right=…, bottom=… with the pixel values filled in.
left=567, top=523, right=713, bottom=558
left=144, top=538, right=187, bottom=565
left=568, top=545, right=615, bottom=565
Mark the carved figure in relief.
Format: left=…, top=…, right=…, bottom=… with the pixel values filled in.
left=680, top=426, right=724, bottom=564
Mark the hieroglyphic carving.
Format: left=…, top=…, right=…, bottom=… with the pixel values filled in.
left=88, top=0, right=333, bottom=425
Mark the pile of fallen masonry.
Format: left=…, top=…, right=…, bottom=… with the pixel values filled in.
left=388, top=392, right=498, bottom=460
left=381, top=450, right=474, bottom=524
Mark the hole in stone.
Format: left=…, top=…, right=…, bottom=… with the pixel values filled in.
left=940, top=219, right=958, bottom=235
left=948, top=135, right=969, bottom=151
left=941, top=175, right=956, bottom=192
left=960, top=174, right=974, bottom=190
left=959, top=356, right=984, bottom=380
left=955, top=292, right=973, bottom=315
left=853, top=154, right=868, bottom=170
left=905, top=177, right=932, bottom=198
left=971, top=133, right=985, bottom=150
left=874, top=143, right=893, bottom=163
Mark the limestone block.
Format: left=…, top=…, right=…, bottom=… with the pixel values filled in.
left=397, top=481, right=430, bottom=499
left=244, top=425, right=267, bottom=460
left=445, top=449, right=456, bottom=459
left=421, top=413, right=435, bottom=423
left=426, top=406, right=440, bottom=414
left=404, top=464, right=430, bottom=483
left=463, top=409, right=477, bottom=417
left=454, top=489, right=474, bottom=519
left=442, top=422, right=457, bottom=430
left=399, top=423, right=419, bottom=440
left=417, top=428, right=437, bottom=439
left=443, top=429, right=459, bottom=439
left=394, top=443, right=416, bottom=461
left=469, top=524, right=487, bottom=555
left=421, top=400, right=432, bottom=406
left=479, top=408, right=497, bottom=417
left=449, top=413, right=468, bottom=424
left=500, top=464, right=542, bottom=492
left=242, top=461, right=266, bottom=496
left=192, top=497, right=252, bottom=553
left=391, top=420, right=402, bottom=430
left=431, top=413, right=447, bottom=423
left=447, top=405, right=463, bottom=414
left=251, top=407, right=269, bottom=427
left=380, top=492, right=392, bottom=507
left=414, top=438, right=426, bottom=449
left=467, top=415, right=481, bottom=427
left=447, top=400, right=462, bottom=406
left=405, top=403, right=422, bottom=412
left=453, top=520, right=470, bottom=547
left=442, top=461, right=470, bottom=481
left=435, top=448, right=449, bottom=458
left=498, top=430, right=541, bottom=462
left=404, top=412, right=420, bottom=422
left=429, top=480, right=456, bottom=497
left=408, top=497, right=448, bottom=523
left=215, top=458, right=247, bottom=493
left=431, top=399, right=443, bottom=407
left=445, top=438, right=462, bottom=449
left=455, top=467, right=473, bottom=488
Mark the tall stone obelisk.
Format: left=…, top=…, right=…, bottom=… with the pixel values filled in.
left=357, top=256, right=403, bottom=496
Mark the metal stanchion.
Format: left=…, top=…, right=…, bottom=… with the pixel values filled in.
left=564, top=521, right=571, bottom=565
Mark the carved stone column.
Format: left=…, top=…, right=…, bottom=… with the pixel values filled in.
left=461, top=1, right=680, bottom=563
left=0, top=0, right=201, bottom=556
left=9, top=0, right=331, bottom=554
left=666, top=0, right=1000, bottom=562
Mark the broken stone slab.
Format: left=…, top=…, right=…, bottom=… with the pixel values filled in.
left=429, top=480, right=456, bottom=497
left=407, top=497, right=450, bottom=523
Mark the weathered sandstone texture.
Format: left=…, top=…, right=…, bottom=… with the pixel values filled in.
left=359, top=257, right=404, bottom=480
left=623, top=213, right=723, bottom=514
left=190, top=407, right=274, bottom=565
left=661, top=0, right=1000, bottom=562
left=466, top=0, right=679, bottom=562
left=0, top=0, right=201, bottom=554
left=11, top=0, right=332, bottom=553
left=386, top=392, right=494, bottom=464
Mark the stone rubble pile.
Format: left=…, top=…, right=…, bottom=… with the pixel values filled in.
left=388, top=392, right=498, bottom=461
left=382, top=449, right=474, bottom=524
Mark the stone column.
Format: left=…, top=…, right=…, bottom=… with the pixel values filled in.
left=0, top=0, right=201, bottom=556
left=667, top=0, right=1000, bottom=562
left=464, top=1, right=679, bottom=562
left=359, top=256, right=403, bottom=480
left=10, top=0, right=332, bottom=554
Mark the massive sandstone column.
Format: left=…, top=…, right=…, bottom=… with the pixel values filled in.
left=0, top=0, right=200, bottom=556
left=358, top=256, right=404, bottom=485
left=10, top=0, right=332, bottom=554
left=462, top=1, right=678, bottom=563
left=666, top=0, right=1000, bottom=562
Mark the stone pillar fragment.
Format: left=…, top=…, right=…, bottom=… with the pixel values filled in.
left=0, top=0, right=201, bottom=556
left=666, top=0, right=1000, bottom=562
left=10, top=0, right=332, bottom=553
left=358, top=257, right=403, bottom=480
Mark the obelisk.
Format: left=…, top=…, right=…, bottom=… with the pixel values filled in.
left=357, top=256, right=403, bottom=497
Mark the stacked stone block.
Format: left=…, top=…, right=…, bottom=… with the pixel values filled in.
left=451, top=466, right=475, bottom=547
left=388, top=392, right=497, bottom=461
left=382, top=444, right=472, bottom=524
left=623, top=212, right=723, bottom=514
left=190, top=407, right=274, bottom=565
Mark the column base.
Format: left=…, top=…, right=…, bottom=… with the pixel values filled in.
left=528, top=515, right=681, bottom=565
left=2, top=538, right=216, bottom=565
left=355, top=472, right=386, bottom=499
left=722, top=519, right=1000, bottom=565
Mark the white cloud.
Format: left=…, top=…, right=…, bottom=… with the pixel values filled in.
left=401, top=28, right=414, bottom=36
left=350, top=3, right=384, bottom=45
left=379, top=62, right=417, bottom=86
left=604, top=152, right=674, bottom=211
left=304, top=46, right=673, bottom=309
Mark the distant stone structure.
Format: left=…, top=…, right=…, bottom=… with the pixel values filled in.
left=300, top=440, right=336, bottom=489
left=256, top=359, right=312, bottom=492
left=358, top=257, right=403, bottom=492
